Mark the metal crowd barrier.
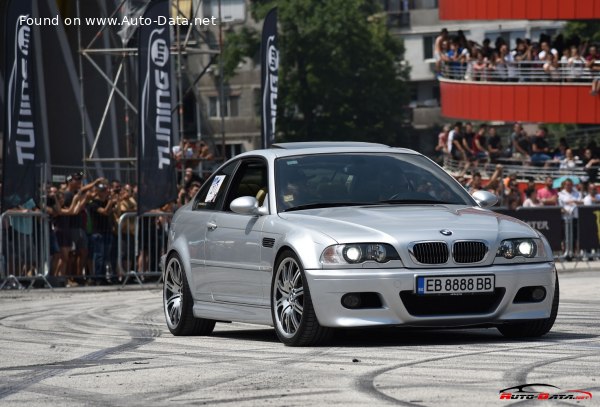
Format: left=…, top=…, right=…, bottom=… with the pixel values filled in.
left=117, top=212, right=172, bottom=287
left=443, top=156, right=592, bottom=181
left=0, top=211, right=52, bottom=290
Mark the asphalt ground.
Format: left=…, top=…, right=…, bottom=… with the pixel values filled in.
left=0, top=268, right=598, bottom=406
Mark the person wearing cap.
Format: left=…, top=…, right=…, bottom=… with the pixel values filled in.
left=88, top=181, right=116, bottom=285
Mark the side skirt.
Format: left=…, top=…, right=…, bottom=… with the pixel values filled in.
left=193, top=300, right=273, bottom=326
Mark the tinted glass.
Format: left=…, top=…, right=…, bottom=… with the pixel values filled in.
left=274, top=153, right=474, bottom=212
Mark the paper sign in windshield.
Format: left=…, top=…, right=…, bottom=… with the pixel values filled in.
left=205, top=175, right=226, bottom=203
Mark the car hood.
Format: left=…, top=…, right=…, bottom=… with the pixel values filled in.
left=278, top=204, right=537, bottom=247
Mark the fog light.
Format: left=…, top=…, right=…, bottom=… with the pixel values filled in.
left=531, top=287, right=546, bottom=301
left=342, top=293, right=362, bottom=309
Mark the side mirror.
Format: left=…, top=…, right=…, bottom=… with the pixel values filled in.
left=472, top=190, right=498, bottom=208
left=230, top=196, right=268, bottom=216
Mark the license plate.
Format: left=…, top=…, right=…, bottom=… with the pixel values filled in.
left=416, top=275, right=495, bottom=295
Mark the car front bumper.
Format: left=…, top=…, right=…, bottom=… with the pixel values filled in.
left=304, top=262, right=556, bottom=328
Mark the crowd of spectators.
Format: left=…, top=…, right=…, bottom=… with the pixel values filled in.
left=172, top=138, right=214, bottom=169
left=436, top=121, right=600, bottom=180
left=437, top=120, right=600, bottom=256
left=1, top=137, right=215, bottom=287
left=434, top=28, right=600, bottom=90
left=2, top=164, right=207, bottom=287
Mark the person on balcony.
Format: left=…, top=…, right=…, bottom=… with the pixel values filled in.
left=511, top=123, right=530, bottom=162
left=486, top=127, right=502, bottom=162
left=543, top=53, right=560, bottom=81
left=471, top=124, right=489, bottom=165
left=586, top=45, right=600, bottom=95
left=435, top=124, right=450, bottom=163
left=559, top=149, right=580, bottom=170
left=448, top=122, right=467, bottom=163
left=567, top=46, right=586, bottom=82
left=530, top=126, right=552, bottom=166
left=462, top=122, right=475, bottom=159
left=434, top=28, right=449, bottom=75
left=583, top=148, right=600, bottom=183
left=511, top=39, right=528, bottom=81
left=446, top=38, right=466, bottom=80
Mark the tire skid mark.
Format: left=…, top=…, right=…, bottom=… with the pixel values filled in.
left=147, top=346, right=340, bottom=404
left=0, top=307, right=159, bottom=400
left=354, top=339, right=595, bottom=406
left=168, top=389, right=341, bottom=405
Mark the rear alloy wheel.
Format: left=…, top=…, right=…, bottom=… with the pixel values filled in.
left=497, top=275, right=559, bottom=338
left=163, top=254, right=215, bottom=336
left=271, top=250, right=331, bottom=346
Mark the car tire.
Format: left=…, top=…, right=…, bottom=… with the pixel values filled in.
left=271, top=250, right=332, bottom=346
left=163, top=253, right=215, bottom=336
left=497, top=275, right=559, bottom=338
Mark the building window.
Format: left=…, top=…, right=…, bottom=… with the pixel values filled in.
left=204, top=0, right=245, bottom=23
left=208, top=95, right=240, bottom=118
left=216, top=143, right=244, bottom=160
left=423, top=35, right=435, bottom=60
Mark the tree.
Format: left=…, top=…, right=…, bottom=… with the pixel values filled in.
left=221, top=0, right=410, bottom=144
left=561, top=20, right=600, bottom=47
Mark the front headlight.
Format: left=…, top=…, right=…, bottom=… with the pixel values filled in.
left=496, top=238, right=546, bottom=261
left=321, top=243, right=400, bottom=265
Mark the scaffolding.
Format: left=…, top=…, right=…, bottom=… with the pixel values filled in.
left=75, top=0, right=226, bottom=182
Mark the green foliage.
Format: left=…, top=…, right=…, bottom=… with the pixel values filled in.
left=220, top=0, right=409, bottom=144
left=561, top=20, right=600, bottom=45
left=221, top=27, right=260, bottom=80
left=277, top=0, right=409, bottom=144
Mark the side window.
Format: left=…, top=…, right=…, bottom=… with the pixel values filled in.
left=223, top=159, right=268, bottom=211
left=193, top=160, right=238, bottom=211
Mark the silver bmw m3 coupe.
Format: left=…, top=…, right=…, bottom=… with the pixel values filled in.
left=163, top=142, right=558, bottom=346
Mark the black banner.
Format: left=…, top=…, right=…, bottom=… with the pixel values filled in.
left=515, top=208, right=563, bottom=251
left=138, top=0, right=176, bottom=214
left=493, top=207, right=563, bottom=251
left=260, top=8, right=278, bottom=149
left=2, top=0, right=39, bottom=210
left=578, top=206, right=600, bottom=251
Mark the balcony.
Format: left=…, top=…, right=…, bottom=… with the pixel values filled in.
left=439, top=61, right=600, bottom=123
left=439, top=0, right=600, bottom=20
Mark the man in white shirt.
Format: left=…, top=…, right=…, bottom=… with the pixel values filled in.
left=558, top=179, right=582, bottom=218
left=538, top=41, right=558, bottom=61
left=558, top=179, right=583, bottom=256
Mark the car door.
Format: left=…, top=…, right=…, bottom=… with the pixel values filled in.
left=204, top=158, right=269, bottom=306
left=186, top=160, right=238, bottom=301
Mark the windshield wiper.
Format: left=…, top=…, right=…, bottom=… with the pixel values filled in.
left=281, top=202, right=376, bottom=212
left=378, top=199, right=457, bottom=205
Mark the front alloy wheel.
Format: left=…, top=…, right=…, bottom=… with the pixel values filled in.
left=271, top=250, right=331, bottom=346
left=163, top=254, right=215, bottom=336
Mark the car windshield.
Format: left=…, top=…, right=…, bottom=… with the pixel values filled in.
left=275, top=152, right=474, bottom=212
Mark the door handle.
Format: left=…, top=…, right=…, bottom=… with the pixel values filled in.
left=207, top=221, right=218, bottom=231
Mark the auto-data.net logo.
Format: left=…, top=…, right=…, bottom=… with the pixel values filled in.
left=499, top=383, right=593, bottom=400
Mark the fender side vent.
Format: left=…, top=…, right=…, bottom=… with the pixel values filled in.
left=262, top=238, right=275, bottom=248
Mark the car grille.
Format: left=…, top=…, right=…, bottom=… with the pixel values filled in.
left=453, top=241, right=487, bottom=263
left=411, top=242, right=449, bottom=264
left=400, top=288, right=505, bottom=316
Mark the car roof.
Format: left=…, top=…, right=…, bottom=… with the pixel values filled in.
left=271, top=142, right=389, bottom=149
left=236, top=142, right=419, bottom=160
